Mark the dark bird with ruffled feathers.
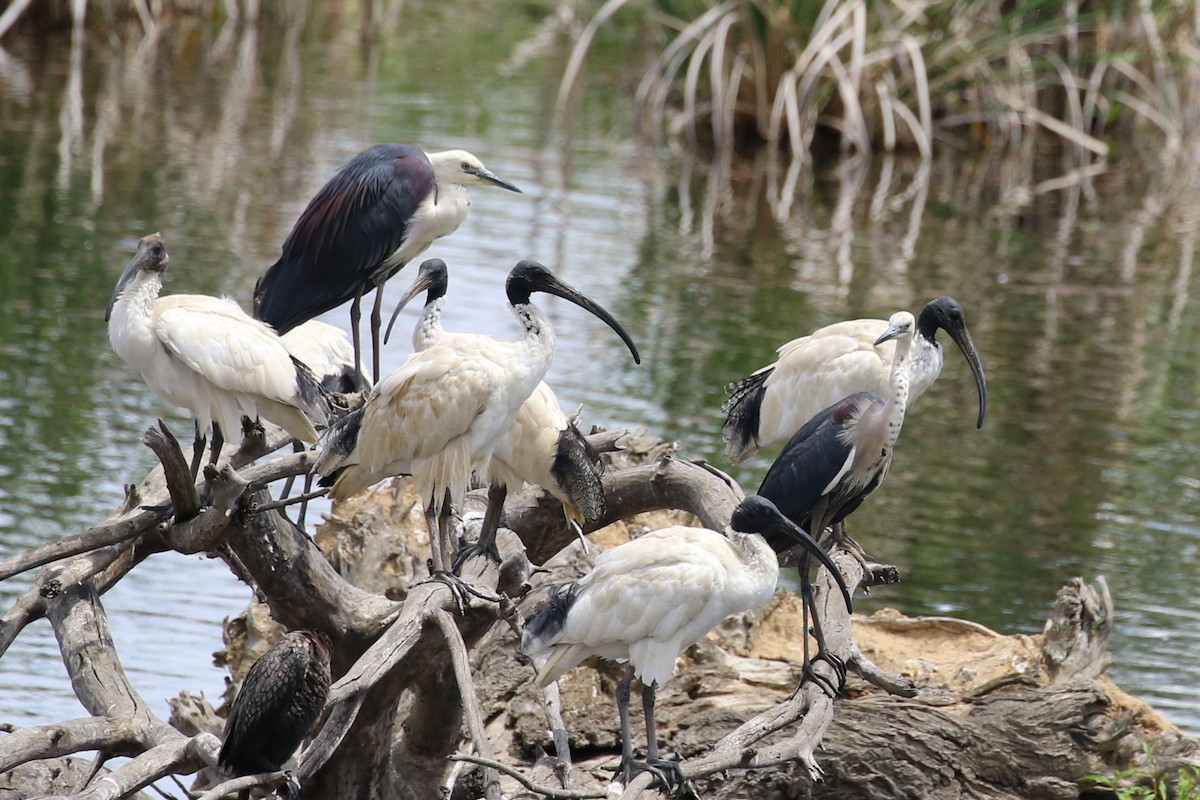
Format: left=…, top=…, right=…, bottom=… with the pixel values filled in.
left=218, top=630, right=332, bottom=798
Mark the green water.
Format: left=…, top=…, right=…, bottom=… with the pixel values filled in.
left=0, top=3, right=1196, bottom=735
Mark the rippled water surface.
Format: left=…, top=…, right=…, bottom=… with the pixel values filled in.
left=0, top=3, right=1197, bottom=737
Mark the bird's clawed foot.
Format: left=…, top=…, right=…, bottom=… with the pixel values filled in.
left=418, top=564, right=499, bottom=613
left=450, top=539, right=501, bottom=575
left=800, top=651, right=848, bottom=699
left=615, top=756, right=688, bottom=795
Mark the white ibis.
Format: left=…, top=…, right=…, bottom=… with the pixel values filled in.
left=756, top=311, right=916, bottom=694
left=388, top=259, right=606, bottom=567
left=521, top=494, right=851, bottom=790
left=280, top=319, right=369, bottom=395
left=722, top=296, right=987, bottom=464
left=106, top=234, right=328, bottom=477
left=253, top=144, right=522, bottom=383
left=313, top=261, right=640, bottom=579
left=219, top=629, right=331, bottom=791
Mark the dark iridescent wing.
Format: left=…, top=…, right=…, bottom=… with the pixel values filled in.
left=254, top=144, right=435, bottom=333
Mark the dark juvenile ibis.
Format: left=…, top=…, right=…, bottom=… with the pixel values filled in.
left=218, top=630, right=332, bottom=798
left=312, top=261, right=639, bottom=581
left=521, top=494, right=851, bottom=790
left=756, top=311, right=916, bottom=694
left=723, top=296, right=986, bottom=464
left=387, top=258, right=607, bottom=568
left=253, top=144, right=522, bottom=381
left=106, top=234, right=327, bottom=477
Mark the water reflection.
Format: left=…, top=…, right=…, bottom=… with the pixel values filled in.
left=0, top=5, right=1197, bottom=738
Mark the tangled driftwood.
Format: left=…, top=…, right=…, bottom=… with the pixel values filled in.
left=0, top=422, right=1196, bottom=800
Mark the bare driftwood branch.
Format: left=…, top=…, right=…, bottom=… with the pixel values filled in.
left=4, top=413, right=1198, bottom=800
left=477, top=456, right=744, bottom=565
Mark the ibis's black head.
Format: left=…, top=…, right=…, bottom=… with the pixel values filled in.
left=506, top=260, right=641, bottom=365
left=106, top=233, right=169, bottom=322
left=383, top=258, right=450, bottom=344
left=918, top=296, right=988, bottom=428
left=730, top=495, right=853, bottom=613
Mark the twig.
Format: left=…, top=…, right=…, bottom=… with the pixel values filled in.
left=448, top=754, right=606, bottom=799
left=194, top=769, right=289, bottom=800
left=251, top=487, right=329, bottom=513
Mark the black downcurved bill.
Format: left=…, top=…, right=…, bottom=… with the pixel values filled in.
left=509, top=261, right=641, bottom=365
left=945, top=324, right=988, bottom=428
left=383, top=258, right=448, bottom=345
left=763, top=512, right=853, bottom=613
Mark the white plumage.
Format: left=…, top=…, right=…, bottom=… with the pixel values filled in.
left=106, top=234, right=327, bottom=453
left=280, top=319, right=368, bottom=394
left=521, top=495, right=849, bottom=787
left=314, top=260, right=639, bottom=574
left=389, top=259, right=605, bottom=538
left=526, top=521, right=779, bottom=689
left=722, top=297, right=987, bottom=464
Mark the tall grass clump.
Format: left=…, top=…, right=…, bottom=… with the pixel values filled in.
left=558, top=0, right=1200, bottom=161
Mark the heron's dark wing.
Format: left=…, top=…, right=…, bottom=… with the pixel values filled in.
left=254, top=144, right=435, bottom=333
left=756, top=392, right=877, bottom=551
left=218, top=632, right=331, bottom=776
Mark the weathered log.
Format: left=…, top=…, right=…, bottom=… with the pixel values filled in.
left=2, top=425, right=1197, bottom=800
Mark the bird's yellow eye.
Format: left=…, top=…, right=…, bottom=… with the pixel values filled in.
left=461, top=161, right=472, bottom=171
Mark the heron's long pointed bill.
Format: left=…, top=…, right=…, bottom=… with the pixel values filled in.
left=534, top=275, right=641, bottom=365
left=383, top=266, right=439, bottom=345
left=767, top=516, right=853, bottom=613
left=105, top=235, right=167, bottom=322
left=477, top=167, right=522, bottom=194
left=946, top=325, right=988, bottom=428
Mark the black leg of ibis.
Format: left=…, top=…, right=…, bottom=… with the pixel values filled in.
left=208, top=422, right=225, bottom=469
left=370, top=285, right=385, bottom=386
left=426, top=503, right=447, bottom=575
left=611, top=669, right=680, bottom=791
left=615, top=666, right=637, bottom=787
left=277, top=440, right=304, bottom=507
left=642, top=681, right=683, bottom=790
left=419, top=496, right=495, bottom=612
left=189, top=421, right=206, bottom=482
left=452, top=483, right=506, bottom=573
left=297, top=470, right=314, bottom=529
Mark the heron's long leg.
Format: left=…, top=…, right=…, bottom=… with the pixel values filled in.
left=452, top=483, right=506, bottom=573
left=799, top=546, right=845, bottom=698
left=370, top=285, right=386, bottom=384
left=349, top=283, right=366, bottom=385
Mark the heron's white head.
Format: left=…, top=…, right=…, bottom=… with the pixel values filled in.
left=874, top=311, right=916, bottom=347
left=427, top=149, right=522, bottom=193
